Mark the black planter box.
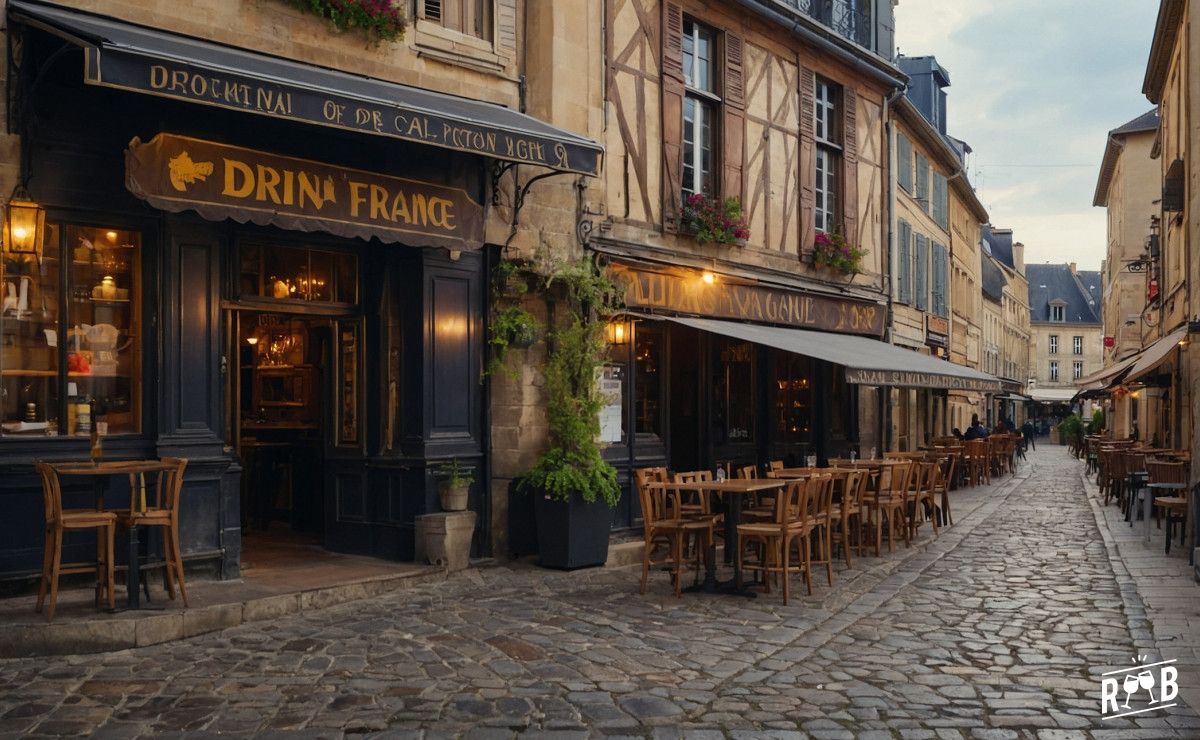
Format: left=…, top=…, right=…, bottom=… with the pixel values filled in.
left=532, top=490, right=611, bottom=570
left=507, top=478, right=538, bottom=558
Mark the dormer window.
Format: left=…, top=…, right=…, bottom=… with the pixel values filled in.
left=1050, top=300, right=1066, bottom=323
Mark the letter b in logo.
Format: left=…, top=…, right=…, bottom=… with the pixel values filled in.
left=1160, top=666, right=1179, bottom=704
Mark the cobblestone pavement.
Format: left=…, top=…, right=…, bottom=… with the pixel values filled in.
left=2, top=448, right=1199, bottom=738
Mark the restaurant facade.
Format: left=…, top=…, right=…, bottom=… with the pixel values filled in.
left=0, top=0, right=601, bottom=579
left=587, top=0, right=1003, bottom=533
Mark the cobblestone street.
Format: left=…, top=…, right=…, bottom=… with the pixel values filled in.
left=2, top=447, right=1199, bottom=738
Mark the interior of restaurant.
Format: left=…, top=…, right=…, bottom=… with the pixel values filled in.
left=231, top=242, right=361, bottom=553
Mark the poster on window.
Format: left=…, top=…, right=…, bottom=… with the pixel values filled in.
left=597, top=365, right=624, bottom=444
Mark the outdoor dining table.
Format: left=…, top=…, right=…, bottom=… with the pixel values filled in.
left=648, top=478, right=785, bottom=597
left=50, top=459, right=175, bottom=610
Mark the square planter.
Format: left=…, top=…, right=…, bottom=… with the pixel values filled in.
left=532, top=490, right=611, bottom=570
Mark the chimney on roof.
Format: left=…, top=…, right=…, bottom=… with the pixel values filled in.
left=1013, top=242, right=1025, bottom=274
left=1069, top=262, right=1077, bottom=275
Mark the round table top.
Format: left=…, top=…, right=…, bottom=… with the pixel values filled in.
left=50, top=459, right=173, bottom=476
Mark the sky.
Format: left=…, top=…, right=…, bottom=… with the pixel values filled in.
left=894, top=0, right=1160, bottom=271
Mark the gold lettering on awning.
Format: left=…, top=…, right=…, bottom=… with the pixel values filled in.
left=125, top=133, right=483, bottom=249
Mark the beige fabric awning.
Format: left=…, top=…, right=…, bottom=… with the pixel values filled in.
left=1075, top=352, right=1142, bottom=388
left=1029, top=388, right=1080, bottom=402
left=662, top=316, right=1004, bottom=392
left=1126, top=327, right=1187, bottom=382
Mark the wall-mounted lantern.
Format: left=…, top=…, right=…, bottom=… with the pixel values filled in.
left=3, top=186, right=45, bottom=260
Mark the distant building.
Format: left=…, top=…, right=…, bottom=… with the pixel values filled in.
left=982, top=225, right=1031, bottom=425
left=1027, top=264, right=1104, bottom=415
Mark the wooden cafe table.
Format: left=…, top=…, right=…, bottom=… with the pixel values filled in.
left=50, top=459, right=175, bottom=610
left=648, top=478, right=785, bottom=597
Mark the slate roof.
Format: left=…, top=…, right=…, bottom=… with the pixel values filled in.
left=982, top=224, right=1015, bottom=270
left=1112, top=108, right=1159, bottom=135
left=981, top=254, right=1006, bottom=303
left=1026, top=264, right=1102, bottom=324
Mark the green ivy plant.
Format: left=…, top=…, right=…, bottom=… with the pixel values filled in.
left=486, top=258, right=539, bottom=379
left=487, top=304, right=540, bottom=378
left=520, top=260, right=623, bottom=507
left=281, top=0, right=407, bottom=42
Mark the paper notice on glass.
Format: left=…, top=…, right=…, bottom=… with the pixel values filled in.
left=598, top=376, right=623, bottom=443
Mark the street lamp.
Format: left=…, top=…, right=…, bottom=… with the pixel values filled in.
left=606, top=317, right=629, bottom=346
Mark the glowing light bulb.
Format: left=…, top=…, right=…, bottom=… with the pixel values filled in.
left=702, top=271, right=715, bottom=284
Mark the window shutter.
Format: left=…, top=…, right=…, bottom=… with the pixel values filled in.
left=897, top=220, right=911, bottom=304
left=799, top=66, right=817, bottom=254
left=915, top=153, right=929, bottom=208
left=914, top=233, right=928, bottom=311
left=722, top=31, right=746, bottom=205
left=932, top=172, right=948, bottom=229
left=897, top=133, right=912, bottom=193
left=661, top=2, right=685, bottom=233
left=841, top=85, right=858, bottom=247
left=496, top=0, right=517, bottom=53
left=423, top=0, right=443, bottom=23
left=932, top=241, right=947, bottom=317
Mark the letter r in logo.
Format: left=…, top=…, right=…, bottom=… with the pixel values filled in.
left=1101, top=678, right=1120, bottom=714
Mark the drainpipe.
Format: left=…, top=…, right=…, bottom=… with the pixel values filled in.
left=881, top=85, right=904, bottom=453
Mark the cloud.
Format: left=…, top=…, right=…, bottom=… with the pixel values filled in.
left=894, top=0, right=1160, bottom=270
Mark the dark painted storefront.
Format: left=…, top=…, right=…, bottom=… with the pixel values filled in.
left=0, top=5, right=600, bottom=580
left=595, top=260, right=883, bottom=531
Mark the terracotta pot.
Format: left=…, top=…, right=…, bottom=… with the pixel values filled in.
left=439, top=482, right=469, bottom=511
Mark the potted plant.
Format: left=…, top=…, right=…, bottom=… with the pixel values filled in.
left=812, top=231, right=867, bottom=275
left=679, top=193, right=750, bottom=246
left=487, top=304, right=540, bottom=377
left=520, top=259, right=622, bottom=570
left=434, top=458, right=474, bottom=511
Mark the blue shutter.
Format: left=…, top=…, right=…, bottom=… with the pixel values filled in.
left=914, top=233, right=928, bottom=311
left=933, top=173, right=949, bottom=229
left=897, top=133, right=913, bottom=193
left=932, top=241, right=948, bottom=317
left=915, top=153, right=929, bottom=208
left=898, top=220, right=911, bottom=303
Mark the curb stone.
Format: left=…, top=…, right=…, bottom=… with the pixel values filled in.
left=1, top=567, right=449, bottom=658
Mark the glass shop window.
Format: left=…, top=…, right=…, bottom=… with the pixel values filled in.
left=774, top=353, right=813, bottom=444
left=1, top=224, right=142, bottom=437
left=634, top=323, right=662, bottom=437
left=239, top=243, right=358, bottom=305
left=711, top=338, right=755, bottom=445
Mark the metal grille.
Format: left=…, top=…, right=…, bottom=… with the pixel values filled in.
left=769, top=0, right=874, bottom=49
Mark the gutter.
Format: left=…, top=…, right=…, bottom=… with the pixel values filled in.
left=729, top=0, right=907, bottom=91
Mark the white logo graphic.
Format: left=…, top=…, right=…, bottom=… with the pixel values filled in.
left=1101, top=656, right=1179, bottom=720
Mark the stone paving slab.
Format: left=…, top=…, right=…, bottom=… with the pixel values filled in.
left=1, top=448, right=1195, bottom=736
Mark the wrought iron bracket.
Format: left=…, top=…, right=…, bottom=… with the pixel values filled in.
left=489, top=160, right=518, bottom=206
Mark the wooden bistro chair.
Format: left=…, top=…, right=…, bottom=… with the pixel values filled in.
left=635, top=468, right=713, bottom=597
left=828, top=468, right=867, bottom=567
left=1146, top=460, right=1189, bottom=553
left=736, top=478, right=812, bottom=604
left=906, top=461, right=939, bottom=541
left=34, top=462, right=117, bottom=622
left=766, top=460, right=785, bottom=477
left=928, top=455, right=955, bottom=527
left=863, top=461, right=913, bottom=555
left=114, top=457, right=191, bottom=607
left=962, top=440, right=989, bottom=487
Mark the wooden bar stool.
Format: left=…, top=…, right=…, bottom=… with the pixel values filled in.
left=34, top=462, right=117, bottom=622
